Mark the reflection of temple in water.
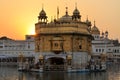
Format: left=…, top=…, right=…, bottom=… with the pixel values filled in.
left=35, top=5, right=93, bottom=71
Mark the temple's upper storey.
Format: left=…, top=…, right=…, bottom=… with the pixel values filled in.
left=35, top=6, right=92, bottom=36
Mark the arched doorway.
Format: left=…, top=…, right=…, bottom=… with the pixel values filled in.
left=44, top=57, right=66, bottom=71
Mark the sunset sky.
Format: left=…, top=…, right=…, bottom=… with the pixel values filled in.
left=0, top=0, right=120, bottom=40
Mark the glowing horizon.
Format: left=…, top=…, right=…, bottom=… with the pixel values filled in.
left=0, top=0, right=120, bottom=40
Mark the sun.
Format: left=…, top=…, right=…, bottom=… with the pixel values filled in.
left=28, top=24, right=35, bottom=35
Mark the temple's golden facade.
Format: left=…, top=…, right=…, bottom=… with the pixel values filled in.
left=35, top=6, right=93, bottom=71
left=35, top=23, right=92, bottom=53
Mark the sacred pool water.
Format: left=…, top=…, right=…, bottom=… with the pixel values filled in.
left=0, top=63, right=120, bottom=80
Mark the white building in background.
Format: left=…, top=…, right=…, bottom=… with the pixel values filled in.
left=0, top=35, right=35, bottom=58
left=91, top=21, right=120, bottom=62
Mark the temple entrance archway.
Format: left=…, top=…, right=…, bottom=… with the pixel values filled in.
left=49, top=57, right=64, bottom=65
left=44, top=57, right=66, bottom=71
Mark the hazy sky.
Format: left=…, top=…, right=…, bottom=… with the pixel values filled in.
left=0, top=0, right=120, bottom=40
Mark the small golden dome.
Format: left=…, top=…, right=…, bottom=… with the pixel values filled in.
left=91, top=21, right=100, bottom=34
left=105, top=30, right=108, bottom=34
left=91, top=26, right=100, bottom=34
left=39, top=9, right=46, bottom=16
left=38, top=8, right=47, bottom=20
left=73, top=8, right=80, bottom=14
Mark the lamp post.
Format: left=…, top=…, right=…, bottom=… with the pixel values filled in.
left=18, top=53, right=24, bottom=71
left=67, top=54, right=72, bottom=70
left=39, top=55, right=44, bottom=72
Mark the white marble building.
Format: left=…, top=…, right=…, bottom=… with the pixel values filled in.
left=0, top=35, right=35, bottom=58
left=91, top=22, right=120, bottom=62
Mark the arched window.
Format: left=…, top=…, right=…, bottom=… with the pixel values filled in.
left=79, top=45, right=82, bottom=49
left=96, top=49, right=98, bottom=52
left=54, top=43, right=58, bottom=47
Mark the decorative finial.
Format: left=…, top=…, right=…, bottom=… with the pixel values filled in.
left=75, top=2, right=77, bottom=9
left=94, top=20, right=96, bottom=26
left=42, top=4, right=44, bottom=10
left=86, top=15, right=88, bottom=21
left=51, top=16, right=53, bottom=22
left=57, top=6, right=59, bottom=19
left=66, top=7, right=68, bottom=15
left=54, top=15, right=56, bottom=19
left=54, top=16, right=56, bottom=22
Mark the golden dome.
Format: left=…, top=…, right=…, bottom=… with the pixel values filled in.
left=58, top=7, right=72, bottom=22
left=73, top=8, right=80, bottom=14
left=91, top=21, right=100, bottom=34
left=39, top=9, right=46, bottom=15
left=38, top=8, right=47, bottom=20
left=58, top=14, right=72, bottom=22
left=105, top=30, right=108, bottom=34
left=72, top=8, right=81, bottom=20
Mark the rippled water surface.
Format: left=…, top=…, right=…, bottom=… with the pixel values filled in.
left=0, top=63, right=120, bottom=80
